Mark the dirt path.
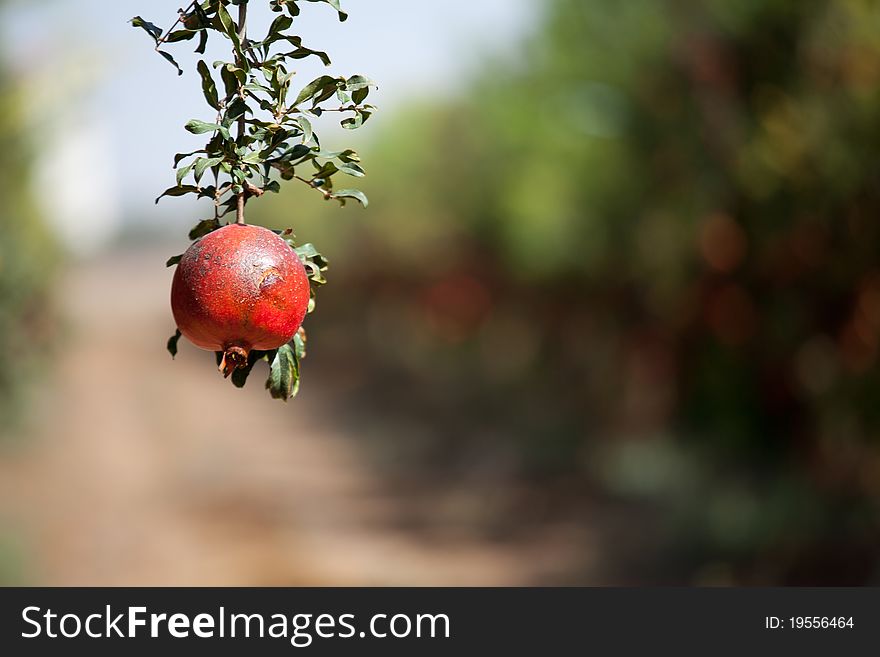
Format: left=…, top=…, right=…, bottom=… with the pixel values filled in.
left=0, top=247, right=582, bottom=585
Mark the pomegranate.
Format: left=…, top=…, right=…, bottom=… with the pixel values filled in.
left=171, top=224, right=310, bottom=376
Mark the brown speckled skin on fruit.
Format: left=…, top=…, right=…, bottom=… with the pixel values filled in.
left=171, top=224, right=310, bottom=353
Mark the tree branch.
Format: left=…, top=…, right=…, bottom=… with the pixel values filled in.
left=235, top=2, right=249, bottom=225
left=156, top=1, right=197, bottom=48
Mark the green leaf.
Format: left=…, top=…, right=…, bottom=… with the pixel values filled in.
left=298, top=116, right=313, bottom=144
left=158, top=50, right=184, bottom=76
left=176, top=162, right=194, bottom=186
left=285, top=46, right=332, bottom=67
left=196, top=29, right=209, bottom=54
left=174, top=150, right=204, bottom=167
left=304, top=262, right=327, bottom=284
left=167, top=329, right=182, bottom=358
left=194, top=156, right=224, bottom=183
left=156, top=185, right=200, bottom=203
left=166, top=254, right=182, bottom=267
left=193, top=2, right=212, bottom=24
left=312, top=160, right=339, bottom=179
left=197, top=60, right=220, bottom=110
left=165, top=30, right=196, bottom=43
left=345, top=74, right=374, bottom=91
left=285, top=1, right=302, bottom=18
left=331, top=189, right=368, bottom=207
left=266, top=15, right=293, bottom=43
left=338, top=161, right=365, bottom=177
left=243, top=82, right=273, bottom=95
left=293, top=329, right=307, bottom=360
left=280, top=143, right=312, bottom=162
left=198, top=185, right=219, bottom=200
left=266, top=343, right=300, bottom=401
left=304, top=0, right=349, bottom=22
left=130, top=16, right=162, bottom=42
left=294, top=243, right=329, bottom=286
left=315, top=148, right=359, bottom=162
left=225, top=97, right=249, bottom=123
left=241, top=150, right=262, bottom=164
left=293, top=242, right=319, bottom=259
left=188, top=218, right=221, bottom=240
left=293, top=75, right=342, bottom=107
left=185, top=119, right=223, bottom=135
left=341, top=110, right=371, bottom=129
left=217, top=3, right=235, bottom=35
left=352, top=86, right=368, bottom=104
left=217, top=3, right=248, bottom=70
left=231, top=349, right=271, bottom=388
left=219, top=64, right=239, bottom=100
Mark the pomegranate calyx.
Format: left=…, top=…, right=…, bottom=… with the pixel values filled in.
left=219, top=345, right=249, bottom=378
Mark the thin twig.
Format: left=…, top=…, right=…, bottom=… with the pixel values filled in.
left=276, top=105, right=368, bottom=123
left=315, top=106, right=369, bottom=113
left=213, top=168, right=222, bottom=220
left=235, top=2, right=248, bottom=225
left=156, top=1, right=197, bottom=48
left=294, top=175, right=331, bottom=199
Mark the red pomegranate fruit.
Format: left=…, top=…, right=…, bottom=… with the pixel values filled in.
left=171, top=224, right=310, bottom=376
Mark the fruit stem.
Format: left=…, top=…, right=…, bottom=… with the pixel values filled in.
left=236, top=192, right=245, bottom=225
left=235, top=2, right=248, bottom=226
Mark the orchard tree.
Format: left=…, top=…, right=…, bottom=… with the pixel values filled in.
left=131, top=0, right=374, bottom=400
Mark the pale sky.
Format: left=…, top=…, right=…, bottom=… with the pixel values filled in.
left=1, top=0, right=534, bottom=252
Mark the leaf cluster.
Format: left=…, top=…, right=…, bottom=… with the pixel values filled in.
left=132, top=0, right=374, bottom=221
left=166, top=327, right=306, bottom=401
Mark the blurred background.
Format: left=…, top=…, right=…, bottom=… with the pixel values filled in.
left=1, top=0, right=879, bottom=585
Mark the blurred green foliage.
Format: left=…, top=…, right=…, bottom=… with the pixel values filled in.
left=263, top=0, right=880, bottom=583
left=0, top=44, right=56, bottom=429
